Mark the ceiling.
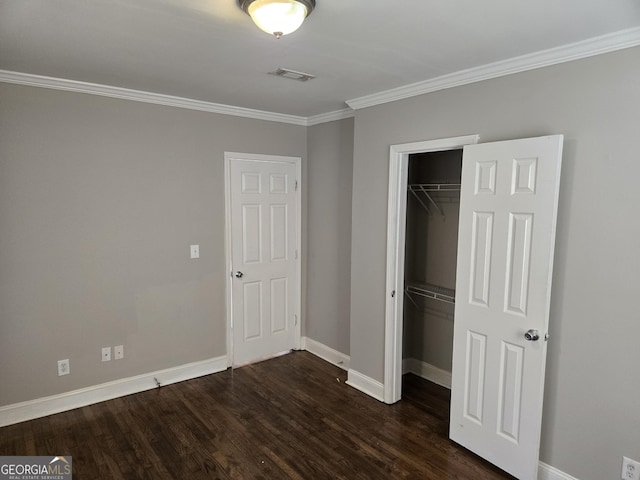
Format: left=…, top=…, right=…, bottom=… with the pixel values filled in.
left=1, top=0, right=640, bottom=118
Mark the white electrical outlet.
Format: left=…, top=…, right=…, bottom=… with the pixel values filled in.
left=57, top=359, right=70, bottom=376
left=101, top=346, right=111, bottom=362
left=622, top=456, right=640, bottom=480
left=114, top=345, right=124, bottom=360
left=190, top=244, right=199, bottom=259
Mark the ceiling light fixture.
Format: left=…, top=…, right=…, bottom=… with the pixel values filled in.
left=239, top=0, right=316, bottom=39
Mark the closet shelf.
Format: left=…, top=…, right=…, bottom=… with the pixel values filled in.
left=408, top=183, right=461, bottom=217
left=405, top=282, right=456, bottom=305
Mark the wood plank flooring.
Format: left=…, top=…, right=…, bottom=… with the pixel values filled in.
left=0, top=351, right=515, bottom=479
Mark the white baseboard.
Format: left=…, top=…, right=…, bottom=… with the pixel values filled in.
left=0, top=356, right=228, bottom=427
left=398, top=361, right=577, bottom=480
left=345, top=369, right=385, bottom=402
left=0, top=350, right=577, bottom=480
left=538, top=462, right=580, bottom=480
left=301, top=336, right=350, bottom=370
left=402, top=358, right=452, bottom=389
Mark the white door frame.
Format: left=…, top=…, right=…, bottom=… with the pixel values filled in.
left=383, top=134, right=479, bottom=404
left=224, top=152, right=302, bottom=367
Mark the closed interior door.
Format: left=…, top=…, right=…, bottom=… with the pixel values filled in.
left=227, top=155, right=299, bottom=366
left=449, top=135, right=563, bottom=480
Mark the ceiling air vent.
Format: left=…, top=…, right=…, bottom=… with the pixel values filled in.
left=268, top=68, right=315, bottom=82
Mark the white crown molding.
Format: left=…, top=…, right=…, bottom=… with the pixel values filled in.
left=0, top=355, right=227, bottom=427
left=306, top=108, right=354, bottom=126
left=0, top=70, right=308, bottom=126
left=3, top=26, right=638, bottom=123
left=346, top=26, right=640, bottom=110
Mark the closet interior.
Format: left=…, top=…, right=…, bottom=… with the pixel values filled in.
left=402, top=149, right=463, bottom=388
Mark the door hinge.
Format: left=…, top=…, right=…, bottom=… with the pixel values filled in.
left=294, top=314, right=298, bottom=326
left=295, top=249, right=298, bottom=260
left=391, top=290, right=396, bottom=298
left=295, top=179, right=298, bottom=191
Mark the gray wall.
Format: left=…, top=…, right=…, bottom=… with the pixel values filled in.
left=3, top=44, right=639, bottom=480
left=349, top=46, right=640, bottom=480
left=403, top=199, right=459, bottom=371
left=0, top=83, right=306, bottom=405
left=305, top=119, right=353, bottom=354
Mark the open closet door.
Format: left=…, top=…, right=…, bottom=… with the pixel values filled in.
left=449, top=135, right=563, bottom=480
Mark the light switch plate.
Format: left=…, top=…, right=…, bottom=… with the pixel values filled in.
left=190, top=244, right=199, bottom=259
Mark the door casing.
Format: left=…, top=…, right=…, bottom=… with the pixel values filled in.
left=383, top=134, right=479, bottom=403
left=224, top=152, right=302, bottom=367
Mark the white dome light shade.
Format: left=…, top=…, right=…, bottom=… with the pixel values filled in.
left=241, top=0, right=315, bottom=38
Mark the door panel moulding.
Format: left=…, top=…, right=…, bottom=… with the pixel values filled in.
left=449, top=136, right=563, bottom=480
left=224, top=152, right=302, bottom=367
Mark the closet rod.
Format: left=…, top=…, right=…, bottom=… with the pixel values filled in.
left=405, top=282, right=455, bottom=305
left=409, top=188, right=440, bottom=216
left=409, top=183, right=461, bottom=192
left=408, top=183, right=461, bottom=217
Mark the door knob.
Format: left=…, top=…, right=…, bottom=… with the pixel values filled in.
left=235, top=271, right=244, bottom=278
left=524, top=329, right=540, bottom=341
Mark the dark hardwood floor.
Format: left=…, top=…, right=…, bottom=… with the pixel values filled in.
left=1, top=351, right=515, bottom=479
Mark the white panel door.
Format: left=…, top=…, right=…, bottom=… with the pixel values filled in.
left=450, top=135, right=563, bottom=480
left=228, top=157, right=298, bottom=366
